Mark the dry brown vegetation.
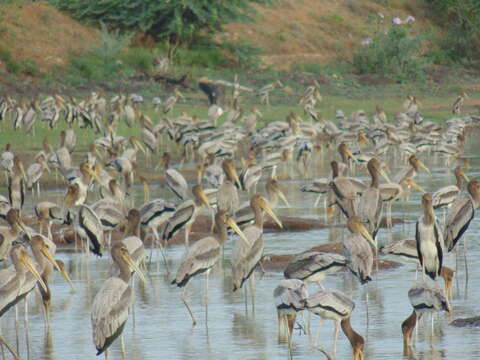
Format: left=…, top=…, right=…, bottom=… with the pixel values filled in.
left=0, top=1, right=99, bottom=73
left=222, top=0, right=436, bottom=70
left=0, top=0, right=439, bottom=74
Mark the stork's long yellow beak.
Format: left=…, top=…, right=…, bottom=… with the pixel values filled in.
left=40, top=246, right=75, bottom=290
left=417, top=160, right=430, bottom=173
left=358, top=223, right=376, bottom=250
left=86, top=167, right=102, bottom=184
left=461, top=171, right=470, bottom=182
left=378, top=168, right=391, bottom=183
left=277, top=190, right=291, bottom=207
left=406, top=179, right=426, bottom=193
left=199, top=191, right=211, bottom=209
left=226, top=217, right=251, bottom=246
left=259, top=199, right=283, bottom=229
left=228, top=166, right=241, bottom=189
left=40, top=159, right=51, bottom=173
left=21, top=254, right=48, bottom=293
left=131, top=138, right=146, bottom=154
left=122, top=252, right=146, bottom=283
left=346, top=149, right=357, bottom=162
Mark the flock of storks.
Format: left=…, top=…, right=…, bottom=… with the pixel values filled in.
left=0, top=84, right=478, bottom=359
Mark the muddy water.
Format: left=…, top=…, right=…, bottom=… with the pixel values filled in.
left=2, top=140, right=480, bottom=360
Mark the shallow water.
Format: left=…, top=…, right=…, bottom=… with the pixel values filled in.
left=2, top=140, right=480, bottom=360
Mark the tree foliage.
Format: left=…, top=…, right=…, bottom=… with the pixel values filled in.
left=427, top=0, right=480, bottom=62
left=49, top=0, right=270, bottom=43
left=353, top=22, right=429, bottom=82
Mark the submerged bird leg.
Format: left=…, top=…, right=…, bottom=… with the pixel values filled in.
left=314, top=318, right=324, bottom=347
left=464, top=238, right=469, bottom=286
left=15, top=305, right=19, bottom=354
left=121, top=334, right=126, bottom=358
left=24, top=296, right=30, bottom=359
left=181, top=286, right=197, bottom=326
left=204, top=269, right=210, bottom=305
left=249, top=272, right=256, bottom=312
left=0, top=336, right=19, bottom=360
left=277, top=314, right=287, bottom=343
left=131, top=277, right=136, bottom=329
left=152, top=227, right=170, bottom=275
left=204, top=270, right=210, bottom=325
left=431, top=313, right=434, bottom=339
left=244, top=283, right=248, bottom=314
left=333, top=319, right=340, bottom=358
left=306, top=311, right=312, bottom=343
left=184, top=225, right=191, bottom=248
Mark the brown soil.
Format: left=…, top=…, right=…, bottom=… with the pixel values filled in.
left=222, top=0, right=434, bottom=70
left=0, top=1, right=99, bottom=73
left=0, top=1, right=438, bottom=75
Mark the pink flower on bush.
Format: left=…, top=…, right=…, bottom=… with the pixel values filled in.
left=405, top=15, right=415, bottom=24
left=392, top=17, right=402, bottom=25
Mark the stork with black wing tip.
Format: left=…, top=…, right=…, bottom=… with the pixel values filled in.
left=444, top=179, right=480, bottom=252
left=159, top=152, right=189, bottom=201
left=232, top=195, right=282, bottom=305
left=306, top=289, right=365, bottom=360
left=91, top=242, right=146, bottom=358
left=172, top=210, right=247, bottom=325
left=402, top=284, right=451, bottom=356
left=273, top=279, right=308, bottom=344
left=416, top=193, right=444, bottom=281
left=0, top=243, right=49, bottom=360
left=162, top=185, right=211, bottom=247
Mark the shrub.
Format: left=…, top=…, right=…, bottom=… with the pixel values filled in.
left=121, top=47, right=155, bottom=73
left=0, top=48, right=20, bottom=73
left=353, top=22, right=429, bottom=82
left=18, top=59, right=39, bottom=76
left=427, top=0, right=480, bottom=64
left=175, top=44, right=227, bottom=68
left=65, top=24, right=130, bottom=82
left=49, top=0, right=272, bottom=43
left=0, top=48, right=38, bottom=75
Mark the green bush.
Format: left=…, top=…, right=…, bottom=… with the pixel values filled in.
left=427, top=0, right=480, bottom=64
left=292, top=61, right=353, bottom=75
left=49, top=0, right=271, bottom=43
left=175, top=44, right=227, bottom=68
left=121, top=47, right=155, bottom=73
left=0, top=48, right=38, bottom=75
left=0, top=48, right=20, bottom=73
left=65, top=24, right=130, bottom=82
left=18, top=59, right=39, bottom=76
left=353, top=23, right=429, bottom=82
